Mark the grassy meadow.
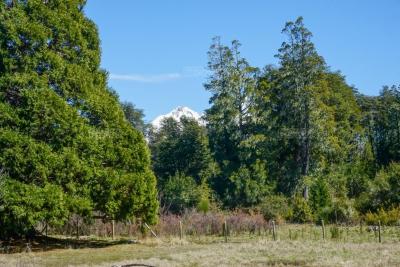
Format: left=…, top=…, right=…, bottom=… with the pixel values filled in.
left=1, top=224, right=400, bottom=267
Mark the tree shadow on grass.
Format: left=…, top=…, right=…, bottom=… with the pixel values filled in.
left=0, top=235, right=135, bottom=254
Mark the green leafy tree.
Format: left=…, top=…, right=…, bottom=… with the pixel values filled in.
left=309, top=176, right=332, bottom=221
left=309, top=176, right=331, bottom=212
left=226, top=160, right=270, bottom=207
left=0, top=0, right=157, bottom=238
left=360, top=85, right=400, bottom=166
left=358, top=163, right=400, bottom=213
left=162, top=172, right=200, bottom=214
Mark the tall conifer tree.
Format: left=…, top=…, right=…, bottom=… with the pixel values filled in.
left=0, top=0, right=158, bottom=238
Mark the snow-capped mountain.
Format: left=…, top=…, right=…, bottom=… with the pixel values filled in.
left=151, top=106, right=204, bottom=130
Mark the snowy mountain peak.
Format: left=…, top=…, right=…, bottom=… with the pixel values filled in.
left=151, top=106, right=204, bottom=130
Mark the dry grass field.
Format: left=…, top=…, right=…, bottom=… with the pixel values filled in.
left=1, top=225, right=400, bottom=267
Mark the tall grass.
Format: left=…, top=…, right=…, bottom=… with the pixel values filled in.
left=46, top=210, right=400, bottom=244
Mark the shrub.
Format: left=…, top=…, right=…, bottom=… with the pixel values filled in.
left=358, top=163, right=400, bottom=214
left=162, top=172, right=200, bottom=214
left=309, top=176, right=332, bottom=213
left=330, top=225, right=341, bottom=239
left=290, top=197, right=313, bottom=223
left=227, top=160, right=270, bottom=207
left=327, top=197, right=357, bottom=224
left=259, top=194, right=291, bottom=222
left=197, top=179, right=212, bottom=213
left=0, top=179, right=69, bottom=239
left=364, top=207, right=400, bottom=226
left=314, top=206, right=332, bottom=224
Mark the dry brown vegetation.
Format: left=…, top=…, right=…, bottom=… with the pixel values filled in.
left=1, top=236, right=400, bottom=267
left=1, top=223, right=400, bottom=267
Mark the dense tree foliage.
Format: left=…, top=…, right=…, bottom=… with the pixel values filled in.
left=359, top=85, right=400, bottom=166
left=200, top=17, right=364, bottom=211
left=204, top=37, right=270, bottom=207
left=161, top=172, right=200, bottom=214
left=258, top=18, right=362, bottom=198
left=148, top=117, right=214, bottom=213
left=0, top=1, right=398, bottom=233
left=149, top=117, right=213, bottom=186
left=169, top=17, right=400, bottom=222
left=0, top=0, right=157, bottom=238
left=154, top=17, right=400, bottom=222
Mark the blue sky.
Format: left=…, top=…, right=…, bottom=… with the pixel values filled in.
left=84, top=0, right=400, bottom=121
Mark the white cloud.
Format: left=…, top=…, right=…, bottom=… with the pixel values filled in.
left=109, top=73, right=181, bottom=83
left=109, top=66, right=210, bottom=83
left=182, top=66, right=210, bottom=77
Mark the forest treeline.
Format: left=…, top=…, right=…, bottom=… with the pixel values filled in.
left=0, top=1, right=399, bottom=240
left=143, top=17, right=400, bottom=224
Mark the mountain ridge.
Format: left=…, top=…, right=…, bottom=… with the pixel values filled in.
left=151, top=106, right=204, bottom=129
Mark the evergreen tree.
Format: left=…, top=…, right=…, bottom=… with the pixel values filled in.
left=148, top=116, right=214, bottom=213
left=149, top=117, right=214, bottom=187
left=259, top=17, right=362, bottom=197
left=204, top=37, right=269, bottom=207
left=272, top=17, right=325, bottom=197
left=0, top=0, right=157, bottom=238
left=121, top=101, right=148, bottom=135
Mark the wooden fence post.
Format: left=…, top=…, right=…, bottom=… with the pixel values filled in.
left=179, top=220, right=183, bottom=240
left=111, top=220, right=115, bottom=240
left=144, top=222, right=158, bottom=238
left=25, top=242, right=32, bottom=253
left=76, top=218, right=79, bottom=240
left=223, top=220, right=228, bottom=243
left=378, top=220, right=382, bottom=243
left=321, top=219, right=325, bottom=240
left=272, top=220, right=276, bottom=241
